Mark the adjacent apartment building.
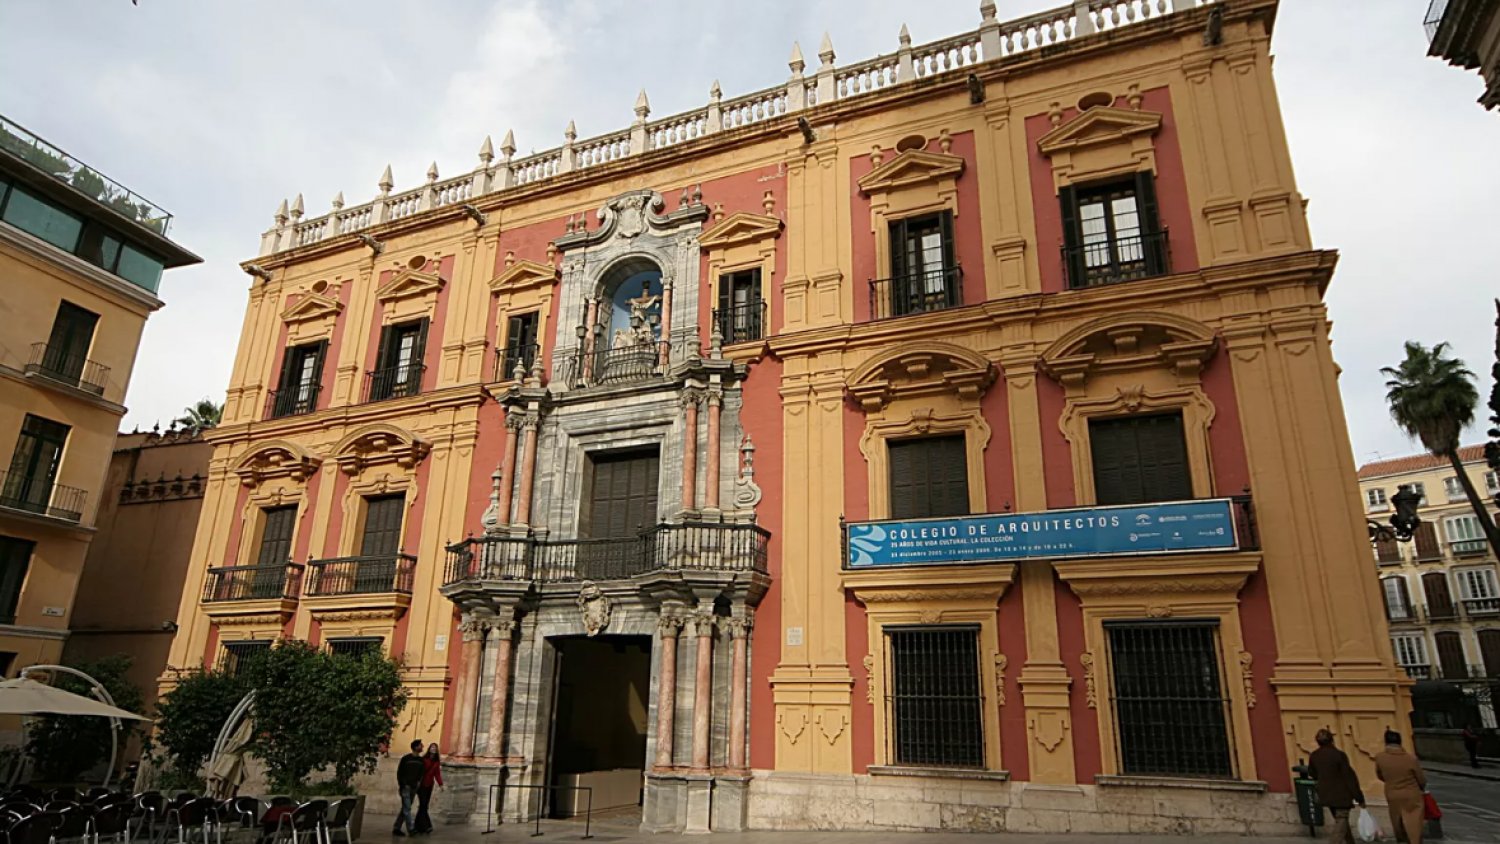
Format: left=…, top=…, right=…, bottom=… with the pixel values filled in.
left=1357, top=446, right=1500, bottom=705
left=1425, top=0, right=1500, bottom=110
left=0, top=117, right=199, bottom=675
left=164, top=0, right=1408, bottom=834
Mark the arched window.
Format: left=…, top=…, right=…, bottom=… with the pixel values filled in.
left=595, top=257, right=663, bottom=350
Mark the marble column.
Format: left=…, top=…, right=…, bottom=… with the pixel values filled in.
left=704, top=388, right=722, bottom=511
left=727, top=616, right=750, bottom=770
left=658, top=280, right=673, bottom=368
left=497, top=415, right=521, bottom=525
left=454, top=615, right=487, bottom=757
left=680, top=392, right=700, bottom=513
left=514, top=415, right=539, bottom=527
left=654, top=613, right=682, bottom=770
left=582, top=297, right=600, bottom=382
left=484, top=617, right=518, bottom=758
left=690, top=608, right=715, bottom=771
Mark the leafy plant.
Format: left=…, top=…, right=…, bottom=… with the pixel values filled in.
left=174, top=398, right=223, bottom=434
left=152, top=666, right=250, bottom=781
left=25, top=656, right=145, bottom=783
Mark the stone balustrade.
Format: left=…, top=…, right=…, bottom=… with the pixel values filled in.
left=257, top=0, right=1216, bottom=257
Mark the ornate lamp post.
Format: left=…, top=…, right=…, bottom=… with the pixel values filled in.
left=1368, top=483, right=1422, bottom=543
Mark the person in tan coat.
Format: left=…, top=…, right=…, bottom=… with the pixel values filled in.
left=1374, top=729, right=1427, bottom=844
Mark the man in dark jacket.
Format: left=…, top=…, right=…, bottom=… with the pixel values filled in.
left=1307, top=728, right=1366, bottom=844
left=393, top=740, right=425, bottom=836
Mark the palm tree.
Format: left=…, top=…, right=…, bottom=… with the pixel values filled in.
left=175, top=398, right=223, bottom=434
left=1382, top=341, right=1500, bottom=558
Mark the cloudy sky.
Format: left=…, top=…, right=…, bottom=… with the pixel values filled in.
left=2, top=0, right=1495, bottom=465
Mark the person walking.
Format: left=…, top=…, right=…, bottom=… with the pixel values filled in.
left=1307, top=728, right=1366, bottom=844
left=413, top=743, right=443, bottom=835
left=1461, top=724, right=1481, bottom=769
left=1375, top=729, right=1428, bottom=844
left=393, top=739, right=425, bottom=837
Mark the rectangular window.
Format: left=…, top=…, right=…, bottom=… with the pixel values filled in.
left=255, top=506, right=298, bottom=568
left=40, top=301, right=99, bottom=386
left=221, top=640, right=271, bottom=676
left=1444, top=476, right=1465, bottom=502
left=1445, top=514, right=1487, bottom=555
left=272, top=341, right=326, bottom=417
left=327, top=637, right=382, bottom=659
left=370, top=319, right=428, bottom=401
left=886, top=626, right=984, bottom=768
left=0, top=536, right=35, bottom=625
left=2, top=415, right=71, bottom=516
left=1060, top=173, right=1166, bottom=288
left=500, top=312, right=540, bottom=380
left=1383, top=577, right=1413, bottom=620
left=882, top=212, right=958, bottom=318
left=716, top=269, right=764, bottom=344
left=1423, top=572, right=1457, bottom=619
left=2, top=185, right=83, bottom=251
left=360, top=494, right=406, bottom=558
left=1411, top=482, right=1427, bottom=505
left=115, top=244, right=165, bottom=294
left=1457, top=568, right=1499, bottom=600
left=1365, top=488, right=1387, bottom=512
left=1106, top=620, right=1232, bottom=778
left=1414, top=522, right=1442, bottom=560
left=888, top=435, right=970, bottom=520
left=1434, top=632, right=1468, bottom=679
left=1479, top=630, right=1500, bottom=677
left=1487, top=471, right=1498, bottom=495
left=1391, top=634, right=1428, bottom=667
left=1088, top=412, right=1192, bottom=506
left=580, top=448, right=660, bottom=579
left=1375, top=534, right=1403, bottom=565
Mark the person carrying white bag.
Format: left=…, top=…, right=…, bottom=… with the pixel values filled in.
left=1355, top=805, right=1381, bottom=842
left=1307, top=728, right=1367, bottom=844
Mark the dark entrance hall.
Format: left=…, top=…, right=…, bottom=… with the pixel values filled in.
left=547, top=635, right=652, bottom=816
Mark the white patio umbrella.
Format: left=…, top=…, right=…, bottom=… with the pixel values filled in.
left=0, top=677, right=149, bottom=720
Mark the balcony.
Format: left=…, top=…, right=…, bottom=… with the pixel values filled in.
left=23, top=342, right=110, bottom=397
left=444, top=521, right=769, bottom=586
left=1063, top=230, right=1170, bottom=289
left=305, top=554, right=416, bottom=596
left=201, top=562, right=304, bottom=603
left=713, top=300, right=768, bottom=346
left=1451, top=538, right=1489, bottom=557
left=868, top=267, right=963, bottom=321
left=365, top=364, right=425, bottom=403
left=554, top=343, right=663, bottom=390
left=266, top=385, right=321, bottom=419
left=0, top=469, right=86, bottom=524
left=496, top=343, right=540, bottom=382
left=1427, top=601, right=1459, bottom=621
left=1387, top=604, right=1417, bottom=623
left=1403, top=664, right=1433, bottom=681
left=1463, top=597, right=1500, bottom=617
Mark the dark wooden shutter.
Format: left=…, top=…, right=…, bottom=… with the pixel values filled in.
left=1133, top=171, right=1165, bottom=275
left=1379, top=578, right=1395, bottom=618
left=410, top=318, right=430, bottom=389
left=889, top=435, right=970, bottom=520
left=938, top=211, right=956, bottom=270
left=888, top=217, right=908, bottom=280
left=583, top=450, right=660, bottom=539
left=1479, top=630, right=1500, bottom=677
left=1089, top=414, right=1192, bottom=506
left=45, top=301, right=98, bottom=381
left=308, top=341, right=327, bottom=405
left=1423, top=572, right=1455, bottom=618
left=1414, top=522, right=1440, bottom=560
left=374, top=324, right=396, bottom=373
left=274, top=346, right=298, bottom=395
left=360, top=494, right=406, bottom=557
left=1435, top=631, right=1467, bottom=679
left=255, top=506, right=298, bottom=567
left=1058, top=185, right=1084, bottom=287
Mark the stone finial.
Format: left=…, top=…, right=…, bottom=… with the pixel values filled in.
left=331, top=191, right=345, bottom=210
left=1047, top=102, right=1064, bottom=127
left=274, top=198, right=289, bottom=225
left=762, top=190, right=775, bottom=215
left=426, top=161, right=439, bottom=182
left=899, top=23, right=911, bottom=46
left=378, top=165, right=394, bottom=194
left=692, top=183, right=703, bottom=205
left=565, top=120, right=577, bottom=141
left=500, top=129, right=517, bottom=159
left=818, top=32, right=835, bottom=67
left=789, top=41, right=806, bottom=76
left=712, top=202, right=724, bottom=222
left=634, top=88, right=651, bottom=120
left=871, top=144, right=884, bottom=167
left=709, top=80, right=722, bottom=102
left=504, top=250, right=515, bottom=267
left=980, top=0, right=997, bottom=23
left=478, top=135, right=494, bottom=166
left=290, top=193, right=304, bottom=219
left=680, top=185, right=691, bottom=208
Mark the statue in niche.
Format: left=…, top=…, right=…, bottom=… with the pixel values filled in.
left=577, top=580, right=612, bottom=637
left=612, top=280, right=661, bottom=349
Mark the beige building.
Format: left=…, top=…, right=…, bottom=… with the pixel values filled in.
left=1357, top=444, right=1500, bottom=708
left=0, top=115, right=199, bottom=677
left=1426, top=0, right=1500, bottom=110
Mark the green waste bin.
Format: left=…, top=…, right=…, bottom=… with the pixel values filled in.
left=1291, top=762, right=1323, bottom=836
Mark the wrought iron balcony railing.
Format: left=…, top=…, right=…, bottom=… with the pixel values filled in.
left=365, top=364, right=425, bottom=402
left=1427, top=601, right=1459, bottom=621
left=24, top=342, right=109, bottom=397
left=0, top=469, right=86, bottom=523
left=1063, top=230, right=1170, bottom=289
left=496, top=343, right=541, bottom=382
left=267, top=385, right=321, bottom=419
left=868, top=266, right=963, bottom=321
left=554, top=343, right=663, bottom=389
left=305, top=554, right=416, bottom=596
left=713, top=300, right=768, bottom=345
left=1450, top=538, right=1489, bottom=557
left=1463, top=597, right=1500, bottom=616
left=1403, top=664, right=1433, bottom=681
left=201, top=562, right=304, bottom=603
left=444, top=521, right=769, bottom=586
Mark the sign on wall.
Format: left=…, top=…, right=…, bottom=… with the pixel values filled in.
left=844, top=499, right=1240, bottom=569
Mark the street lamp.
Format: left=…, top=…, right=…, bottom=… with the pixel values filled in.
left=1368, top=483, right=1422, bottom=543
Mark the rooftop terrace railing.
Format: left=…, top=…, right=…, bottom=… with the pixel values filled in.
left=0, top=115, right=172, bottom=235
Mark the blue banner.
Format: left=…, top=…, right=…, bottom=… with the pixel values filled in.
left=845, top=499, right=1240, bottom=568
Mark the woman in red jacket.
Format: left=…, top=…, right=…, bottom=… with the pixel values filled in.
left=413, top=743, right=443, bottom=834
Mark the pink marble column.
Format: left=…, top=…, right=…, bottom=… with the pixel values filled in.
left=514, top=416, right=539, bottom=527
left=690, top=609, right=714, bottom=771
left=496, top=416, right=521, bottom=525
left=582, top=298, right=600, bottom=382
left=658, top=281, right=673, bottom=368
left=704, top=389, right=722, bottom=510
left=454, top=616, right=486, bottom=757
left=485, top=618, right=517, bottom=758
left=681, top=393, right=699, bottom=513
left=654, top=614, right=682, bottom=770
left=727, top=617, right=749, bottom=770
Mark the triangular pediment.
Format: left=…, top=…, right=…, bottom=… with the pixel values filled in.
left=857, top=149, right=965, bottom=194
left=488, top=259, right=558, bottom=294
left=1037, top=106, right=1162, bottom=156
left=376, top=268, right=445, bottom=303
left=698, top=212, right=784, bottom=250
left=280, top=292, right=343, bottom=325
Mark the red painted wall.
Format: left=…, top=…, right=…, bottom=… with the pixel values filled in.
left=290, top=471, right=321, bottom=563
left=841, top=404, right=874, bottom=773
left=690, top=165, right=788, bottom=344
left=222, top=486, right=250, bottom=565
left=1055, top=575, right=1101, bottom=782
left=744, top=356, right=784, bottom=770
left=1025, top=88, right=1199, bottom=294
left=997, top=579, right=1030, bottom=779
left=488, top=215, right=569, bottom=382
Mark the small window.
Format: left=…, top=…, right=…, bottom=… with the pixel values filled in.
left=255, top=506, right=298, bottom=568
left=1365, top=488, right=1387, bottom=512
left=1444, top=476, right=1466, bottom=502
left=115, top=244, right=165, bottom=294
left=1060, top=173, right=1166, bottom=288
left=272, top=341, right=326, bottom=418
left=1088, top=412, right=1192, bottom=506
left=327, top=637, right=382, bottom=659
left=500, top=312, right=540, bottom=380
left=1444, top=514, right=1487, bottom=555
left=1391, top=633, right=1428, bottom=667
left=888, top=435, right=969, bottom=520
left=1422, top=572, right=1456, bottom=619
left=1434, top=632, right=1468, bottom=680
left=716, top=269, right=764, bottom=344
left=221, top=640, right=271, bottom=676
left=886, top=626, right=984, bottom=768
left=0, top=536, right=35, bottom=625
left=370, top=319, right=427, bottom=401
left=1486, top=470, right=1498, bottom=495
left=1382, top=576, right=1413, bottom=621
left=878, top=212, right=959, bottom=319
left=1106, top=620, right=1233, bottom=778
left=1410, top=482, right=1427, bottom=506
left=2, top=186, right=83, bottom=251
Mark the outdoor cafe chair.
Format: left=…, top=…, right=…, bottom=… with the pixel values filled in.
left=87, top=804, right=127, bottom=844
left=5, top=814, right=53, bottom=844
left=319, top=800, right=356, bottom=844
left=155, top=797, right=218, bottom=844
left=268, top=802, right=323, bottom=844
left=126, top=793, right=165, bottom=844
left=43, top=807, right=90, bottom=844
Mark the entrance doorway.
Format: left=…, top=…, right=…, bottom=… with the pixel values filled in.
left=547, top=635, right=652, bottom=817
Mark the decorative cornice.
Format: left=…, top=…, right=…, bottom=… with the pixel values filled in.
left=845, top=341, right=996, bottom=411
left=376, top=266, right=445, bottom=304
left=1036, top=105, right=1162, bottom=156
left=210, top=612, right=288, bottom=627
left=232, top=440, right=322, bottom=488
left=331, top=423, right=430, bottom=476
left=280, top=291, right=344, bottom=324
left=857, top=148, right=965, bottom=194
left=488, top=256, right=559, bottom=294
left=310, top=608, right=404, bottom=623
left=698, top=210, right=784, bottom=251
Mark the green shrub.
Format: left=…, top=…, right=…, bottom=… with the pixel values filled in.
left=25, top=656, right=144, bottom=783
left=153, top=667, right=251, bottom=781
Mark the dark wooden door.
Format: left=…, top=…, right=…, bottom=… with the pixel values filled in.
left=4, top=415, right=70, bottom=512
left=256, top=506, right=298, bottom=567
left=44, top=301, right=98, bottom=382
left=360, top=494, right=406, bottom=557
left=583, top=449, right=659, bottom=539
left=0, top=536, right=35, bottom=624
left=1089, top=413, right=1192, bottom=506
left=1423, top=572, right=1456, bottom=619
left=1435, top=631, right=1468, bottom=680
left=888, top=435, right=970, bottom=520
left=1479, top=630, right=1500, bottom=678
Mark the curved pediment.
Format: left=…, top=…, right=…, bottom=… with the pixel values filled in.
left=857, top=149, right=965, bottom=195
left=698, top=211, right=783, bottom=250
left=332, top=423, right=430, bottom=476
left=1037, top=106, right=1162, bottom=156
left=1041, top=312, right=1217, bottom=387
left=846, top=342, right=995, bottom=411
left=233, top=439, right=322, bottom=487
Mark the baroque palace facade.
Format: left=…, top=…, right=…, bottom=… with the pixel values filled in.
left=163, top=0, right=1409, bottom=834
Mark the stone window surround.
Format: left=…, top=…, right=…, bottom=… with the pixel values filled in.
left=856, top=144, right=966, bottom=287
left=234, top=481, right=311, bottom=569
left=487, top=255, right=558, bottom=381
left=698, top=210, right=781, bottom=350
left=337, top=470, right=416, bottom=558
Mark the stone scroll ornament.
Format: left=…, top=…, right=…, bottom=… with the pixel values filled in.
left=577, top=580, right=612, bottom=637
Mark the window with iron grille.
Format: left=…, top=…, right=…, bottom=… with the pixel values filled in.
left=0, top=536, right=32, bottom=626
left=327, top=637, right=382, bottom=658
left=716, top=269, right=764, bottom=344
left=3, top=414, right=71, bottom=515
left=1088, top=412, right=1192, bottom=506
left=41, top=301, right=99, bottom=387
left=1106, top=620, right=1232, bottom=778
left=500, top=312, right=540, bottom=380
left=222, top=640, right=271, bottom=676
left=1060, top=173, right=1166, bottom=288
left=888, top=435, right=970, bottom=520
left=885, top=626, right=985, bottom=768
left=879, top=212, right=960, bottom=318
left=272, top=341, right=326, bottom=417
left=1391, top=634, right=1428, bottom=668
left=1457, top=567, right=1499, bottom=600
left=370, top=319, right=428, bottom=401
